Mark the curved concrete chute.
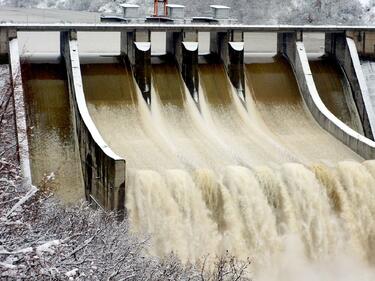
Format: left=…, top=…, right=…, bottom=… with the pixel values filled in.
left=279, top=33, right=375, bottom=159
left=325, top=33, right=375, bottom=140
left=245, top=56, right=362, bottom=163
left=309, top=57, right=364, bottom=135
left=60, top=31, right=126, bottom=211
left=346, top=37, right=375, bottom=138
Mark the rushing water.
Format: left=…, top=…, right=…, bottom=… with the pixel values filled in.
left=78, top=55, right=375, bottom=279
left=23, top=63, right=84, bottom=203
left=245, top=56, right=362, bottom=164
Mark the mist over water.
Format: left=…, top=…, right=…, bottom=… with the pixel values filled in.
left=80, top=58, right=375, bottom=279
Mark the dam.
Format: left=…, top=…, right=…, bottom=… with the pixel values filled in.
left=3, top=3, right=375, bottom=278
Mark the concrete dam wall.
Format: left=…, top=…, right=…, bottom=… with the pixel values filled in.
left=4, top=22, right=375, bottom=271
left=3, top=26, right=375, bottom=202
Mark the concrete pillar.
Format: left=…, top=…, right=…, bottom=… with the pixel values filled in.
left=324, top=32, right=343, bottom=57
left=277, top=31, right=303, bottom=59
left=347, top=31, right=375, bottom=59
left=121, top=30, right=151, bottom=104
left=60, top=30, right=77, bottom=58
left=0, top=28, right=8, bottom=63
left=166, top=30, right=199, bottom=102
left=211, top=30, right=245, bottom=100
left=325, top=32, right=375, bottom=140
left=0, top=28, right=17, bottom=63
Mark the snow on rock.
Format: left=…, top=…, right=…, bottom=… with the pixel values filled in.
left=36, top=240, right=61, bottom=255
left=5, top=185, right=38, bottom=219
left=65, top=268, right=79, bottom=277
left=0, top=261, right=17, bottom=270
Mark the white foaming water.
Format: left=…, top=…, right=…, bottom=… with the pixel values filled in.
left=128, top=162, right=375, bottom=279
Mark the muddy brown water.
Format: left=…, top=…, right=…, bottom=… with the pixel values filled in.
left=309, top=58, right=364, bottom=135
left=23, top=63, right=84, bottom=203
left=245, top=56, right=362, bottom=163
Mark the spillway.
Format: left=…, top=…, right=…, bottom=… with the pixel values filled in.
left=198, top=63, right=299, bottom=165
left=245, top=56, right=362, bottom=163
left=150, top=63, right=236, bottom=170
left=81, top=62, right=179, bottom=170
left=309, top=58, right=364, bottom=134
left=79, top=56, right=375, bottom=277
left=22, top=63, right=84, bottom=203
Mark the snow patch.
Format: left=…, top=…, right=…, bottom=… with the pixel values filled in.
left=65, top=268, right=79, bottom=277
left=36, top=240, right=61, bottom=255
left=4, top=185, right=38, bottom=219
left=0, top=261, right=17, bottom=269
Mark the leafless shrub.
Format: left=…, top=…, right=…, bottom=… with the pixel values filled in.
left=0, top=65, right=17, bottom=163
left=0, top=188, right=252, bottom=280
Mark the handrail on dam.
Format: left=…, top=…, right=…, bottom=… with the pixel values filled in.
left=60, top=30, right=126, bottom=213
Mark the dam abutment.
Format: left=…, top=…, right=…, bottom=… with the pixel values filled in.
left=120, top=30, right=151, bottom=104
left=278, top=31, right=375, bottom=159
left=61, top=30, right=126, bottom=212
left=325, top=32, right=375, bottom=140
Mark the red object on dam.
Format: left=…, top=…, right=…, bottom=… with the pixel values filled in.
left=154, top=0, right=168, bottom=16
